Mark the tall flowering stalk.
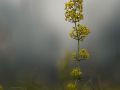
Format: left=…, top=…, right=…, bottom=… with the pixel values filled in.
left=64, top=0, right=90, bottom=90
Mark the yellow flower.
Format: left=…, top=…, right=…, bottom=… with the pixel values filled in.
left=67, top=82, right=77, bottom=90
left=79, top=49, right=90, bottom=59
left=65, top=0, right=74, bottom=9
left=78, top=4, right=83, bottom=12
left=65, top=0, right=84, bottom=22
left=69, top=24, right=90, bottom=41
left=78, top=24, right=90, bottom=35
left=71, top=68, right=82, bottom=79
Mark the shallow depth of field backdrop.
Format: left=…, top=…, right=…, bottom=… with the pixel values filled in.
left=0, top=0, right=120, bottom=89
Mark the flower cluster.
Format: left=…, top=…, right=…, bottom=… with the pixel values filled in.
left=67, top=82, right=77, bottom=90
left=69, top=24, right=90, bottom=41
left=65, top=0, right=84, bottom=22
left=79, top=49, right=90, bottom=59
left=71, top=49, right=89, bottom=61
left=71, top=68, right=82, bottom=79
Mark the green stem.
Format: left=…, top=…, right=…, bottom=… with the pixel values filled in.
left=74, top=22, right=80, bottom=61
left=78, top=39, right=80, bottom=60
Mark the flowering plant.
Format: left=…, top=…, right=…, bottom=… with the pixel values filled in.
left=64, top=0, right=90, bottom=89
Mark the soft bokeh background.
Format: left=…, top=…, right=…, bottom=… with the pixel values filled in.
left=0, top=0, right=120, bottom=89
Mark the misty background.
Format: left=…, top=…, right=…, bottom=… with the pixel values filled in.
left=0, top=0, right=120, bottom=88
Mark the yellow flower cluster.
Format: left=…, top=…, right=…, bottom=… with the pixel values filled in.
left=79, top=49, right=90, bottom=59
left=65, top=0, right=84, bottom=22
left=72, top=49, right=90, bottom=60
left=71, top=68, right=82, bottom=79
left=69, top=24, right=90, bottom=41
left=67, top=82, right=77, bottom=90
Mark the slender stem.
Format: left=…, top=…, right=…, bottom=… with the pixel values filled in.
left=74, top=22, right=80, bottom=61
left=74, top=22, right=78, bottom=60
left=78, top=39, right=80, bottom=60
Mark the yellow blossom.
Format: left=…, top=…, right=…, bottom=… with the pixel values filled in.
left=65, top=0, right=84, bottom=22
left=65, top=1, right=74, bottom=9
left=69, top=24, right=90, bottom=41
left=79, top=49, right=90, bottom=59
left=66, top=82, right=77, bottom=90
left=71, top=68, right=82, bottom=79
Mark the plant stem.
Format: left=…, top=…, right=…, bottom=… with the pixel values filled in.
left=78, top=39, right=80, bottom=60
left=74, top=22, right=80, bottom=61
